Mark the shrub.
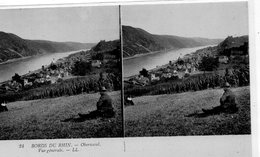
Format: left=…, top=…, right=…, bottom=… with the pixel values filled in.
left=71, top=60, right=92, bottom=76
left=49, top=63, right=57, bottom=70
left=92, top=53, right=104, bottom=61
left=198, top=56, right=219, bottom=71
left=139, top=68, right=149, bottom=77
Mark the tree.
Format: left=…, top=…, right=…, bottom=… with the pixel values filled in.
left=198, top=56, right=219, bottom=72
left=12, top=73, right=21, bottom=82
left=92, top=53, right=104, bottom=61
left=71, top=60, right=92, bottom=76
left=111, top=45, right=121, bottom=59
left=49, top=62, right=57, bottom=70
left=177, top=57, right=184, bottom=65
left=139, top=68, right=149, bottom=77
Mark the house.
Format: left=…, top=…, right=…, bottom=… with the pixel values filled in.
left=10, top=81, right=22, bottom=91
left=24, top=79, right=33, bottom=87
left=64, top=71, right=69, bottom=77
left=191, top=67, right=196, bottom=73
left=185, top=68, right=189, bottom=74
left=35, top=78, right=45, bottom=84
left=218, top=55, right=229, bottom=64
left=177, top=64, right=183, bottom=70
left=162, top=67, right=171, bottom=73
left=91, top=60, right=101, bottom=68
left=50, top=70, right=55, bottom=75
left=161, top=73, right=172, bottom=78
left=149, top=73, right=160, bottom=82
left=58, top=74, right=62, bottom=79
left=50, top=77, right=57, bottom=84
left=185, top=63, right=192, bottom=69
left=137, top=76, right=150, bottom=86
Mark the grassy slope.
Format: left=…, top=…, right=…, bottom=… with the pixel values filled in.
left=0, top=91, right=122, bottom=140
left=125, top=86, right=250, bottom=137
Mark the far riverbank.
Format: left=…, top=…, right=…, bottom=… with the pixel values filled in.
left=123, top=45, right=214, bottom=78
left=123, top=48, right=178, bottom=60
left=0, top=49, right=88, bottom=83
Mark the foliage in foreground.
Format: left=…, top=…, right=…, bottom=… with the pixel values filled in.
left=125, top=65, right=249, bottom=97
left=71, top=60, right=92, bottom=76
left=198, top=56, right=219, bottom=71
left=0, top=72, right=121, bottom=102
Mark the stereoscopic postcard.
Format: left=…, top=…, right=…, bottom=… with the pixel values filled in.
left=0, top=0, right=257, bottom=156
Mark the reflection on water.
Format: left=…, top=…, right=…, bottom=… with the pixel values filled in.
left=123, top=45, right=213, bottom=77
left=0, top=50, right=83, bottom=83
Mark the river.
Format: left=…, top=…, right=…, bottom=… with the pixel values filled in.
left=123, top=45, right=214, bottom=77
left=0, top=50, right=86, bottom=83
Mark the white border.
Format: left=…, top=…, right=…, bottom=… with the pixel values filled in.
left=0, top=0, right=258, bottom=157
left=252, top=0, right=260, bottom=156
left=0, top=0, right=249, bottom=9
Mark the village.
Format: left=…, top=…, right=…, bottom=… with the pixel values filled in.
left=0, top=49, right=103, bottom=94
left=124, top=42, right=248, bottom=87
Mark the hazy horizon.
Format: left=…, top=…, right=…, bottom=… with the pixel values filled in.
left=0, top=6, right=119, bottom=43
left=122, top=2, right=248, bottom=39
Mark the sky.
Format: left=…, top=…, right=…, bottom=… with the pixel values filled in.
left=122, top=2, right=248, bottom=39
left=0, top=6, right=119, bottom=43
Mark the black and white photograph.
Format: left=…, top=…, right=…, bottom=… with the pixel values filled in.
left=122, top=2, right=250, bottom=137
left=0, top=0, right=258, bottom=156
left=0, top=5, right=123, bottom=139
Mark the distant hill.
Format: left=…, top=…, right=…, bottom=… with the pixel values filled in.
left=122, top=25, right=222, bottom=58
left=92, top=39, right=119, bottom=53
left=88, top=39, right=120, bottom=61
left=0, top=31, right=95, bottom=63
left=67, top=39, right=120, bottom=62
left=188, top=35, right=249, bottom=64
left=218, top=35, right=248, bottom=49
left=217, top=35, right=248, bottom=56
